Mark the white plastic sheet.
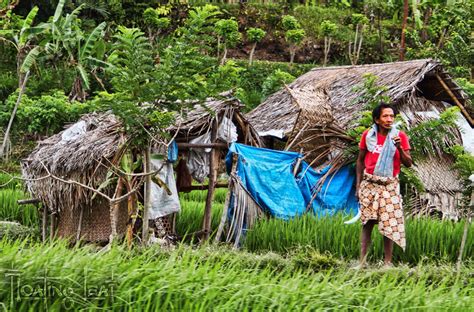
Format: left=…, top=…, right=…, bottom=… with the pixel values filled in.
left=187, top=117, right=238, bottom=182
left=148, top=159, right=181, bottom=219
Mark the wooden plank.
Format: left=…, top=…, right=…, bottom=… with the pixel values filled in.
left=436, top=74, right=474, bottom=126
left=179, top=183, right=228, bottom=192
left=41, top=205, right=47, bottom=242
left=49, top=211, right=56, bottom=240
left=177, top=142, right=228, bottom=149
left=17, top=198, right=40, bottom=205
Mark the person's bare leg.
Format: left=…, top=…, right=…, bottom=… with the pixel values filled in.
left=383, top=236, right=394, bottom=265
left=360, top=220, right=376, bottom=266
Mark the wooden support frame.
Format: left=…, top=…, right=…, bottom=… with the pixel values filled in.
left=436, top=74, right=474, bottom=126
left=179, top=183, right=228, bottom=192
left=177, top=142, right=227, bottom=149
left=202, top=118, right=219, bottom=239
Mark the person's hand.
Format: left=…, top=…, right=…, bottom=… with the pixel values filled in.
left=392, top=135, right=402, bottom=149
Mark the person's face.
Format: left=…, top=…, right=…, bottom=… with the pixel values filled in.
left=375, top=108, right=395, bottom=130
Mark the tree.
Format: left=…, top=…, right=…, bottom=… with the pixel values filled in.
left=399, top=0, right=409, bottom=60
left=215, top=19, right=241, bottom=65
left=0, top=5, right=48, bottom=158
left=348, top=13, right=368, bottom=65
left=43, top=1, right=108, bottom=101
left=320, top=20, right=337, bottom=66
left=282, top=15, right=305, bottom=65
left=143, top=6, right=171, bottom=45
left=246, top=27, right=266, bottom=66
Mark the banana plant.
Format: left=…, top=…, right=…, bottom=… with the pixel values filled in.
left=43, top=0, right=109, bottom=101
left=0, top=6, right=49, bottom=158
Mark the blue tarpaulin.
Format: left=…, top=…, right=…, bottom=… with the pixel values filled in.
left=226, top=143, right=358, bottom=219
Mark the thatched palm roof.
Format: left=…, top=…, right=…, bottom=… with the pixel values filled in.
left=246, top=59, right=470, bottom=194
left=247, top=59, right=472, bottom=136
left=22, top=113, right=125, bottom=213
left=170, top=92, right=261, bottom=146
left=22, top=93, right=260, bottom=214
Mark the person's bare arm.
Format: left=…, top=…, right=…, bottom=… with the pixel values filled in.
left=356, top=149, right=367, bottom=198
left=393, top=136, right=412, bottom=167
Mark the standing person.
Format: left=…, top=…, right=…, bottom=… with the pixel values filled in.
left=356, top=102, right=412, bottom=267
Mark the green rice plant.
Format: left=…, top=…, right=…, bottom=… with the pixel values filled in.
left=175, top=199, right=223, bottom=238
left=243, top=214, right=474, bottom=264
left=0, top=189, right=39, bottom=227
left=0, top=239, right=472, bottom=311
left=0, top=172, right=23, bottom=189
left=179, top=188, right=228, bottom=204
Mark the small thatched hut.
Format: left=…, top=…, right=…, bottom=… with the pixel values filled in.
left=168, top=92, right=261, bottom=238
left=246, top=59, right=473, bottom=219
left=22, top=113, right=130, bottom=242
left=21, top=92, right=260, bottom=243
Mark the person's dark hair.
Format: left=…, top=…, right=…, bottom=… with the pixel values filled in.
left=372, top=102, right=398, bottom=123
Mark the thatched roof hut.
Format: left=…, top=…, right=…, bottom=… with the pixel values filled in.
left=170, top=91, right=261, bottom=146
left=246, top=59, right=472, bottom=219
left=22, top=113, right=129, bottom=242
left=21, top=92, right=260, bottom=243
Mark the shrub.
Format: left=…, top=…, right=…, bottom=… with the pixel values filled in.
left=261, top=69, right=295, bottom=99
left=0, top=91, right=93, bottom=137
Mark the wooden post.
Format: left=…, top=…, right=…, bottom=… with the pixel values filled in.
left=41, top=204, right=47, bottom=242
left=49, top=210, right=56, bottom=240
left=142, top=145, right=151, bottom=243
left=110, top=179, right=123, bottom=243
left=457, top=190, right=473, bottom=272
left=76, top=206, right=84, bottom=242
left=203, top=118, right=219, bottom=240
left=436, top=74, right=474, bottom=126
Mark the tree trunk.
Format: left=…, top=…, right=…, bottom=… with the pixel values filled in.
left=249, top=42, right=257, bottom=66
left=323, top=36, right=329, bottom=66
left=399, top=0, right=409, bottom=61
left=377, top=11, right=384, bottom=54
left=69, top=76, right=87, bottom=102
left=355, top=28, right=364, bottom=65
left=0, top=70, right=30, bottom=158
left=220, top=45, right=228, bottom=65
left=289, top=46, right=296, bottom=65
left=420, top=7, right=431, bottom=43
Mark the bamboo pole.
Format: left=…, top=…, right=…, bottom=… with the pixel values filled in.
left=49, top=210, right=56, bottom=240
left=457, top=190, right=473, bottom=272
left=203, top=118, right=219, bottom=240
left=142, top=145, right=151, bottom=243
left=436, top=74, right=474, bottom=126
left=178, top=183, right=228, bottom=192
left=215, top=155, right=238, bottom=243
left=41, top=204, right=47, bottom=242
left=76, top=206, right=84, bottom=241
left=177, top=142, right=227, bottom=149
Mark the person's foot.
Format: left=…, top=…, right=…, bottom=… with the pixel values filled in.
left=351, top=262, right=367, bottom=270
left=382, top=262, right=394, bottom=269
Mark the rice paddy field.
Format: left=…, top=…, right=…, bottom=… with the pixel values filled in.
left=0, top=174, right=473, bottom=310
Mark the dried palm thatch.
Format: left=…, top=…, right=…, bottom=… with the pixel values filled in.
left=21, top=113, right=128, bottom=241
left=169, top=91, right=261, bottom=147
left=247, top=59, right=471, bottom=218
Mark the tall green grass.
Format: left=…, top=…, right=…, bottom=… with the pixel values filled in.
left=0, top=239, right=472, bottom=311
left=243, top=214, right=474, bottom=263
left=177, top=190, right=473, bottom=263
left=0, top=189, right=39, bottom=227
